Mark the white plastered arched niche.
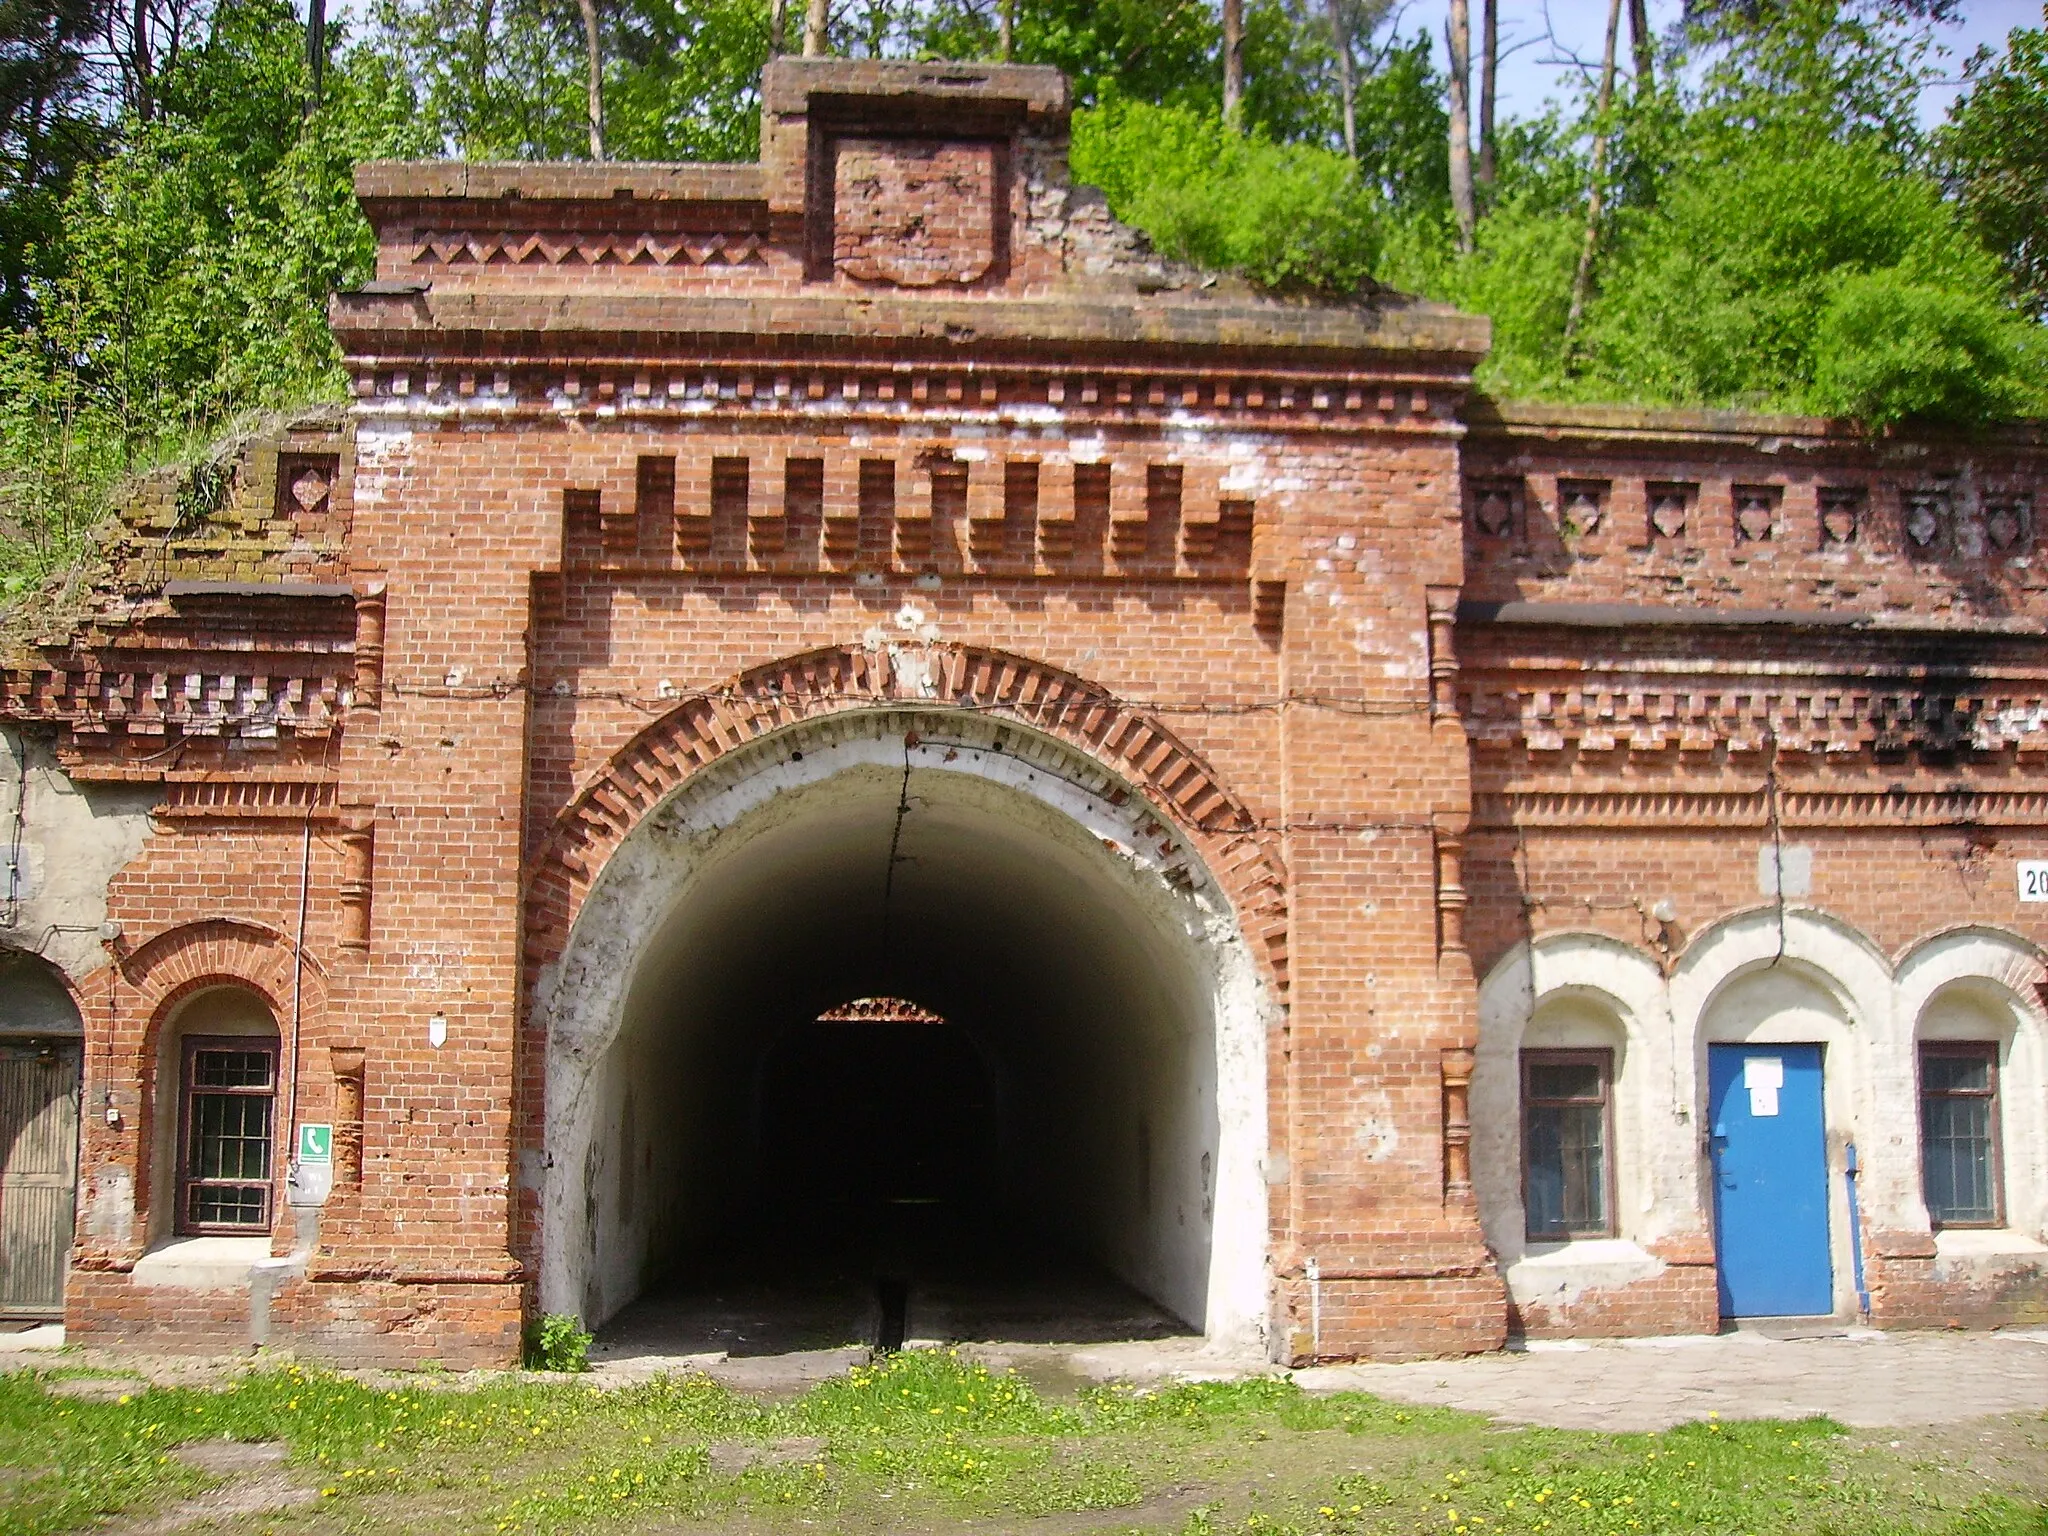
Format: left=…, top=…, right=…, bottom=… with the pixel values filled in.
left=1475, top=934, right=1680, bottom=1311
left=1896, top=927, right=2048, bottom=1262
left=527, top=706, right=1273, bottom=1349
left=1673, top=907, right=1896, bottom=1316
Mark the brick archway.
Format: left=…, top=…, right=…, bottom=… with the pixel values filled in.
left=521, top=647, right=1281, bottom=1345
left=74, top=918, right=326, bottom=1267
left=104, top=917, right=326, bottom=1058
left=524, top=641, right=1289, bottom=996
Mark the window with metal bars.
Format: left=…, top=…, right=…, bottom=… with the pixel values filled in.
left=178, top=1036, right=277, bottom=1233
left=1919, top=1042, right=2002, bottom=1229
left=1522, top=1049, right=1614, bottom=1241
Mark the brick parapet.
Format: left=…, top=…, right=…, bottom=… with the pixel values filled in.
left=1462, top=400, right=2048, bottom=623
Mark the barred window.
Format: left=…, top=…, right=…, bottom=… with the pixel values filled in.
left=1920, top=1043, right=2002, bottom=1229
left=1523, top=1050, right=1614, bottom=1241
left=179, top=1036, right=277, bottom=1233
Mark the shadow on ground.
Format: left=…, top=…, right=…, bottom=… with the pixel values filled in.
left=594, top=1205, right=1191, bottom=1365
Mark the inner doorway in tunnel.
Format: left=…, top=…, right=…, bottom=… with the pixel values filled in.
left=760, top=997, right=996, bottom=1233
left=539, top=710, right=1270, bottom=1357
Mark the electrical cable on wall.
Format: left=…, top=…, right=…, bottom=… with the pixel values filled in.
left=1764, top=726, right=1788, bottom=969
left=879, top=732, right=915, bottom=973
left=4, top=734, right=25, bottom=931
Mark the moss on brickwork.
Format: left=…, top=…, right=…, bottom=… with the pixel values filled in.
left=0, top=405, right=352, bottom=664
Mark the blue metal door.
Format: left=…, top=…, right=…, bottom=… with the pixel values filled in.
left=1708, top=1043, right=1833, bottom=1317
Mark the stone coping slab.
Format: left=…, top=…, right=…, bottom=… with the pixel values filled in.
left=329, top=289, right=1490, bottom=365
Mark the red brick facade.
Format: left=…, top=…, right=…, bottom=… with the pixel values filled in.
left=8, top=61, right=2046, bottom=1366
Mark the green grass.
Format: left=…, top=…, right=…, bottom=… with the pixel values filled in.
left=0, top=1350, right=2039, bottom=1535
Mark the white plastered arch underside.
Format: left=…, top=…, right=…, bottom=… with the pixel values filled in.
left=529, top=706, right=1272, bottom=1349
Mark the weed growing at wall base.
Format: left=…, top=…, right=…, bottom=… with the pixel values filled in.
left=521, top=1313, right=592, bottom=1372
left=0, top=1352, right=2039, bottom=1536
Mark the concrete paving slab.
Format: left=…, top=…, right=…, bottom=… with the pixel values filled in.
left=1296, top=1330, right=2048, bottom=1432
left=0, top=1323, right=64, bottom=1354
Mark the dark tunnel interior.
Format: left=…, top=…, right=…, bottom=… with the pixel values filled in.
left=567, top=753, right=1230, bottom=1354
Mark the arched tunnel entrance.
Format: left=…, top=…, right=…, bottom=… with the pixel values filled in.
left=537, top=709, right=1270, bottom=1355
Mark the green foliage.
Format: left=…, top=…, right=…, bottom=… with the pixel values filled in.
left=0, top=0, right=426, bottom=584
left=1811, top=271, right=2043, bottom=426
left=1382, top=195, right=1584, bottom=399
left=523, top=1312, right=594, bottom=1371
left=1685, top=0, right=1946, bottom=154
left=1072, top=96, right=1378, bottom=297
left=1564, top=131, right=2034, bottom=419
left=931, top=0, right=1219, bottom=118
left=1939, top=21, right=2048, bottom=320
left=366, top=0, right=769, bottom=162
left=0, top=0, right=108, bottom=330
left=0, top=326, right=124, bottom=598
left=1349, top=33, right=1449, bottom=211
left=1066, top=2, right=2045, bottom=424
left=604, top=0, right=771, bottom=162
left=1370, top=2, right=2048, bottom=425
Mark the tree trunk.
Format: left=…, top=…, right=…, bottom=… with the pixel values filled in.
left=1476, top=0, right=1497, bottom=189
left=999, top=0, right=1014, bottom=61
left=803, top=0, right=828, bottom=55
left=466, top=0, right=496, bottom=148
left=1446, top=0, right=1474, bottom=252
left=307, top=0, right=327, bottom=109
left=769, top=0, right=787, bottom=54
left=1222, top=0, right=1243, bottom=131
left=577, top=0, right=604, bottom=159
left=1628, top=0, right=1653, bottom=91
left=1563, top=0, right=1625, bottom=363
left=129, top=0, right=153, bottom=123
left=1327, top=0, right=1356, bottom=159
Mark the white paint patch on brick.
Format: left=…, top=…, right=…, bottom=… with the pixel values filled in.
left=1759, top=843, right=1813, bottom=898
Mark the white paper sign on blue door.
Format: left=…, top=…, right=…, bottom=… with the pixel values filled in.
left=1744, top=1055, right=1783, bottom=1117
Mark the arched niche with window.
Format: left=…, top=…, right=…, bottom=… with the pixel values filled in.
left=1474, top=933, right=1666, bottom=1275
left=1914, top=981, right=2044, bottom=1246
left=1518, top=993, right=1632, bottom=1248
left=151, top=986, right=281, bottom=1242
